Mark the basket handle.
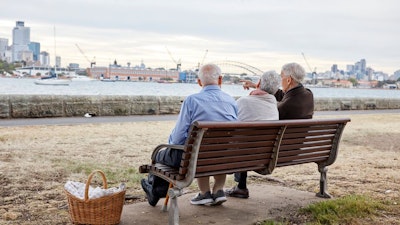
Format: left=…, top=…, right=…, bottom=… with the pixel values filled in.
left=84, top=170, right=108, bottom=201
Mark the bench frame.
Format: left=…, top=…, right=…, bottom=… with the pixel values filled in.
left=139, top=118, right=350, bottom=225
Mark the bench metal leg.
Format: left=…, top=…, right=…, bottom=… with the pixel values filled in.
left=168, top=188, right=182, bottom=225
left=162, top=183, right=173, bottom=212
left=317, top=165, right=332, bottom=198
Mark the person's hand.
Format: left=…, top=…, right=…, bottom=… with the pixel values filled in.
left=240, top=80, right=257, bottom=90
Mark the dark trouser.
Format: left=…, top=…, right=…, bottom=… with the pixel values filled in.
left=234, top=171, right=248, bottom=189
left=148, top=148, right=183, bottom=198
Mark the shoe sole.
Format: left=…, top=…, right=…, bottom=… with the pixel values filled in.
left=190, top=199, right=214, bottom=205
left=227, top=194, right=249, bottom=198
left=211, top=196, right=227, bottom=206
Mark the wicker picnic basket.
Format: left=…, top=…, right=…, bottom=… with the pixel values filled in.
left=64, top=170, right=125, bottom=225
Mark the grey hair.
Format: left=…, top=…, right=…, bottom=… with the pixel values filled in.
left=281, top=62, right=306, bottom=83
left=198, top=63, right=221, bottom=85
left=259, top=71, right=280, bottom=94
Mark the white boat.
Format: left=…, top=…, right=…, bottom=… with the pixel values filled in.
left=34, top=78, right=71, bottom=86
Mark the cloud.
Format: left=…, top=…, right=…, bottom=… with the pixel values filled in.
left=1, top=0, right=399, bottom=74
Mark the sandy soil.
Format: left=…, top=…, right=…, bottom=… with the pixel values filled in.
left=0, top=113, right=399, bottom=224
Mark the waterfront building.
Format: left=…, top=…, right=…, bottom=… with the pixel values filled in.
left=88, top=66, right=179, bottom=82
left=14, top=66, right=77, bottom=77
left=12, top=21, right=31, bottom=62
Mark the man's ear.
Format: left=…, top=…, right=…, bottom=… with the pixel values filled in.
left=197, top=79, right=203, bottom=87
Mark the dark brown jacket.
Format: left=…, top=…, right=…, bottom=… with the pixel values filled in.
left=274, top=84, right=314, bottom=120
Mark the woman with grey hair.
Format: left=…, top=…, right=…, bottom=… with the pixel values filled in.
left=226, top=62, right=314, bottom=199
left=235, top=71, right=280, bottom=121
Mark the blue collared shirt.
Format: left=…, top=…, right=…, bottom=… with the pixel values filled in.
left=168, top=85, right=238, bottom=145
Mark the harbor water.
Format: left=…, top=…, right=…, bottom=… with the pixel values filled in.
left=0, top=77, right=399, bottom=99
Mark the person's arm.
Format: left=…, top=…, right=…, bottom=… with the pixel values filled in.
left=168, top=98, right=192, bottom=145
left=241, top=80, right=257, bottom=90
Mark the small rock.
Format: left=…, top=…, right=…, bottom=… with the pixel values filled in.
left=2, top=211, right=22, bottom=220
left=385, top=190, right=392, bottom=194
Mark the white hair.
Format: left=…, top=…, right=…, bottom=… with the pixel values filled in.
left=259, top=70, right=280, bottom=94
left=281, top=62, right=306, bottom=83
left=198, top=63, right=221, bottom=85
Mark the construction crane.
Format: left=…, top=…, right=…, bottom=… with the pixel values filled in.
left=75, top=43, right=96, bottom=68
left=301, top=52, right=316, bottom=75
left=165, top=46, right=181, bottom=71
left=301, top=52, right=317, bottom=84
left=198, top=49, right=208, bottom=69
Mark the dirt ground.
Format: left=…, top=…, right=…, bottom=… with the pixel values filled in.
left=0, top=113, right=399, bottom=224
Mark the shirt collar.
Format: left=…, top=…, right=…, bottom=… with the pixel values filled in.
left=201, top=85, right=220, bottom=92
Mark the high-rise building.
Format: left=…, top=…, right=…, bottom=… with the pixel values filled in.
left=40, top=51, right=50, bottom=66
left=346, top=65, right=354, bottom=74
left=56, top=56, right=61, bottom=68
left=0, top=38, right=8, bottom=61
left=12, top=21, right=31, bottom=62
left=28, top=42, right=40, bottom=61
left=360, top=59, right=366, bottom=73
left=331, top=64, right=338, bottom=73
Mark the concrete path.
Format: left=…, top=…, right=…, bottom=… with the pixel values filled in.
left=2, top=109, right=399, bottom=127
left=119, top=184, right=322, bottom=225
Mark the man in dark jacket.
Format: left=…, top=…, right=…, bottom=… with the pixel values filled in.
left=225, top=62, right=314, bottom=199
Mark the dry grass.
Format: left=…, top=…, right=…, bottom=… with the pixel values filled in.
left=0, top=113, right=399, bottom=224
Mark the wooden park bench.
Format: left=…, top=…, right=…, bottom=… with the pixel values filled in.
left=139, top=118, right=351, bottom=225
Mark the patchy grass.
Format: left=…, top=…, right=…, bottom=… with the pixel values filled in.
left=302, top=195, right=386, bottom=224
left=259, top=195, right=399, bottom=225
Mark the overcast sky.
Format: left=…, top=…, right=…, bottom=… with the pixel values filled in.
left=1, top=0, right=399, bottom=75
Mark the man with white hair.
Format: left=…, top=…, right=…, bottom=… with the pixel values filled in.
left=141, top=63, right=238, bottom=206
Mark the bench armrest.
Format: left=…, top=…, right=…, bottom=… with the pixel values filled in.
left=151, top=144, right=185, bottom=163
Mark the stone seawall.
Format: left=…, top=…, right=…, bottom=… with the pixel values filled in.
left=1, top=95, right=400, bottom=119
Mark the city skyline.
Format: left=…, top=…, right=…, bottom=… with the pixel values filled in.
left=1, top=0, right=399, bottom=75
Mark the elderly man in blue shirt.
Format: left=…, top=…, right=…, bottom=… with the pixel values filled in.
left=141, top=63, right=238, bottom=207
